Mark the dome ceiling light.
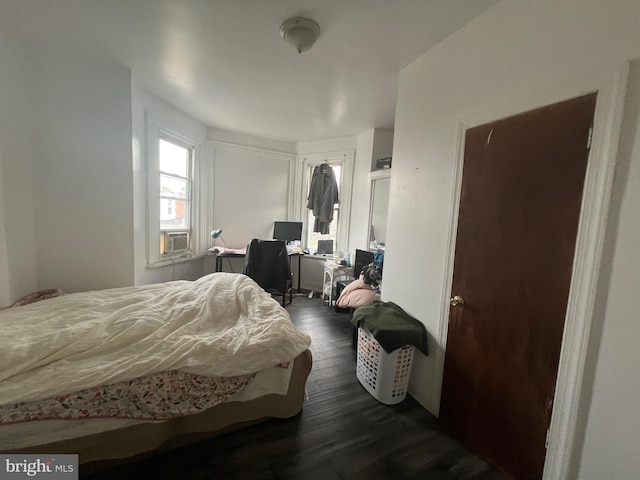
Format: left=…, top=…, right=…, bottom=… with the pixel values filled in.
left=279, top=16, right=320, bottom=53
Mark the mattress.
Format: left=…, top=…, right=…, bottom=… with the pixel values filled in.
left=0, top=350, right=313, bottom=466
left=0, top=360, right=295, bottom=451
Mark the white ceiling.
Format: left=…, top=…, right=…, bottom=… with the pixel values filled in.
left=1, top=0, right=499, bottom=143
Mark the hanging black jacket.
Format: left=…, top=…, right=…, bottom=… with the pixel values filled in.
left=307, top=164, right=338, bottom=234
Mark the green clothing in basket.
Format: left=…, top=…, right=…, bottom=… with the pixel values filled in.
left=351, top=301, right=428, bottom=355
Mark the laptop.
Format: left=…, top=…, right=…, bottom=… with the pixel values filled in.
left=317, top=240, right=334, bottom=255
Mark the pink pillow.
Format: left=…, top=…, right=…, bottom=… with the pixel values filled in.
left=336, top=279, right=380, bottom=308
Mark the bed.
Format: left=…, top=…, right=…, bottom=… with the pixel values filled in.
left=0, top=273, right=312, bottom=465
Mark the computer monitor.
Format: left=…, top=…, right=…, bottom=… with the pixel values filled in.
left=354, top=249, right=375, bottom=279
left=273, top=221, right=303, bottom=243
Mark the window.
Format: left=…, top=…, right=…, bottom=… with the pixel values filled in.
left=158, top=137, right=192, bottom=255
left=145, top=110, right=212, bottom=267
left=307, top=163, right=341, bottom=252
left=299, top=150, right=354, bottom=255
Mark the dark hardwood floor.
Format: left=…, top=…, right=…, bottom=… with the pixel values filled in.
left=83, top=297, right=507, bottom=480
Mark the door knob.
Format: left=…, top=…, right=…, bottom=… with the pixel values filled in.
left=450, top=295, right=465, bottom=307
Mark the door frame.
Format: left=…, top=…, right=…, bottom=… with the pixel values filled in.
left=436, top=63, right=630, bottom=480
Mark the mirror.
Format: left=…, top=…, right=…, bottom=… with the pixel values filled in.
left=367, top=170, right=391, bottom=251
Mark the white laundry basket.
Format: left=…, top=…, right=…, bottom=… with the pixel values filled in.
left=356, top=327, right=415, bottom=405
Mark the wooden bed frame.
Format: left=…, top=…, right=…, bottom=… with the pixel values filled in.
left=6, top=350, right=312, bottom=467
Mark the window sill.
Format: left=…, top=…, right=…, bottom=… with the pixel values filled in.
left=146, top=252, right=205, bottom=269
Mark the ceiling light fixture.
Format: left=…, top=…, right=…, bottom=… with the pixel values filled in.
left=279, top=16, right=320, bottom=53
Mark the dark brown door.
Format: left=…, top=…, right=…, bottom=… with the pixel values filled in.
left=439, top=94, right=597, bottom=480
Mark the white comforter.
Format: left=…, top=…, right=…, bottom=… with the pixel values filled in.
left=0, top=273, right=311, bottom=405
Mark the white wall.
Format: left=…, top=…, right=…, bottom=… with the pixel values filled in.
left=25, top=50, right=134, bottom=294
left=203, top=130, right=298, bottom=281
left=577, top=59, right=640, bottom=480
left=210, top=143, right=293, bottom=248
left=297, top=136, right=355, bottom=155
left=371, top=129, right=394, bottom=172
left=0, top=40, right=38, bottom=307
left=370, top=177, right=390, bottom=244
left=389, top=0, right=640, bottom=478
left=210, top=128, right=296, bottom=155
left=350, top=129, right=375, bottom=257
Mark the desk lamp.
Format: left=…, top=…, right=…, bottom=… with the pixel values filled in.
left=210, top=229, right=227, bottom=248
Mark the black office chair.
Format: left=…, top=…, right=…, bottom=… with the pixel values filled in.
left=243, top=239, right=293, bottom=307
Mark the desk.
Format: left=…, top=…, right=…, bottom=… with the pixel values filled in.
left=211, top=251, right=303, bottom=293
left=213, top=252, right=245, bottom=274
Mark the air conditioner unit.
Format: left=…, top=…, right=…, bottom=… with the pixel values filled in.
left=164, top=232, right=189, bottom=254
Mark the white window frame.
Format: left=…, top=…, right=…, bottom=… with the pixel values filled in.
left=146, top=114, right=208, bottom=266
left=159, top=134, right=193, bottom=258
left=159, top=134, right=193, bottom=230
left=295, top=149, right=354, bottom=254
